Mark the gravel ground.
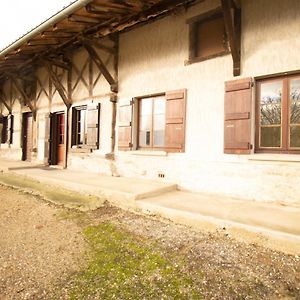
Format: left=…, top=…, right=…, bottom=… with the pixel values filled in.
left=0, top=184, right=299, bottom=299
left=86, top=207, right=300, bottom=300
left=0, top=185, right=85, bottom=300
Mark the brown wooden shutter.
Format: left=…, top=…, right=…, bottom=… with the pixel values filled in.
left=165, top=89, right=187, bottom=153
left=118, top=101, right=133, bottom=151
left=1, top=116, right=8, bottom=143
left=86, top=103, right=100, bottom=149
left=224, top=77, right=252, bottom=154
left=8, top=114, right=14, bottom=144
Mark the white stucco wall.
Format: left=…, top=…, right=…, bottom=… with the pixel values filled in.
left=113, top=0, right=300, bottom=205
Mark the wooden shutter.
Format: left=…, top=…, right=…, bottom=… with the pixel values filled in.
left=1, top=116, right=8, bottom=143
left=165, top=89, right=187, bottom=153
left=86, top=103, right=100, bottom=149
left=224, top=77, right=252, bottom=154
left=118, top=101, right=133, bottom=151
left=7, top=114, right=14, bottom=144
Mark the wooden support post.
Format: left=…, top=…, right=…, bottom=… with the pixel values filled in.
left=110, top=93, right=117, bottom=156
left=83, top=42, right=118, bottom=92
left=221, top=0, right=241, bottom=76
left=109, top=34, right=119, bottom=156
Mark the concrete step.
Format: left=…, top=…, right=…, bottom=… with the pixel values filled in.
left=3, top=166, right=177, bottom=207
left=137, top=191, right=300, bottom=255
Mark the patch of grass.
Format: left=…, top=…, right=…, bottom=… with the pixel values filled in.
left=65, top=222, right=202, bottom=300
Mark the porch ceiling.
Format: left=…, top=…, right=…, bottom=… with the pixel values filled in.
left=0, top=0, right=197, bottom=81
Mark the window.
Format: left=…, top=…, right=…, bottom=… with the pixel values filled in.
left=187, top=9, right=229, bottom=64
left=72, top=106, right=87, bottom=146
left=118, top=90, right=187, bottom=153
left=138, top=95, right=166, bottom=149
left=256, top=75, right=300, bottom=153
left=72, top=104, right=100, bottom=150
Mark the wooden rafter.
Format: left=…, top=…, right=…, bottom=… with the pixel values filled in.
left=221, top=0, right=241, bottom=76
left=44, top=61, right=71, bottom=107
left=83, top=42, right=117, bottom=92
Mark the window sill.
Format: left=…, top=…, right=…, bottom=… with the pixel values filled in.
left=185, top=50, right=230, bottom=65
left=248, top=153, right=300, bottom=163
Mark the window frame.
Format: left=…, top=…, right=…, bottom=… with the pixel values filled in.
left=136, top=93, right=166, bottom=151
left=72, top=105, right=88, bottom=148
left=255, top=74, right=300, bottom=154
left=187, top=8, right=230, bottom=64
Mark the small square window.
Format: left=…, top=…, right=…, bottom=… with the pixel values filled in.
left=187, top=10, right=229, bottom=64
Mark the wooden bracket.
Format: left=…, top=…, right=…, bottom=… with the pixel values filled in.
left=83, top=42, right=118, bottom=92
left=0, top=88, right=12, bottom=113
left=10, top=76, right=36, bottom=114
left=43, top=61, right=71, bottom=108
left=221, top=0, right=241, bottom=76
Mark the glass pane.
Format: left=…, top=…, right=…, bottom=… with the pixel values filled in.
left=153, top=96, right=165, bottom=114
left=260, top=81, right=282, bottom=125
left=290, top=126, right=300, bottom=148
left=260, top=126, right=281, bottom=148
left=139, top=130, right=151, bottom=146
left=153, top=115, right=165, bottom=147
left=78, top=110, right=87, bottom=144
left=290, top=78, right=300, bottom=124
left=140, top=115, right=151, bottom=131
left=140, top=98, right=152, bottom=116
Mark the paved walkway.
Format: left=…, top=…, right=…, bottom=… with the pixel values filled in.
left=0, top=158, right=299, bottom=254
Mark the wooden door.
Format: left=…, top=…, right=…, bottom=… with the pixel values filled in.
left=57, top=113, right=65, bottom=165
left=22, top=113, right=33, bottom=161
left=49, top=112, right=64, bottom=165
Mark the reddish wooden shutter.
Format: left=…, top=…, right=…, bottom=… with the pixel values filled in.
left=165, top=89, right=187, bottom=153
left=86, top=103, right=100, bottom=149
left=118, top=101, right=133, bottom=151
left=224, top=78, right=252, bottom=154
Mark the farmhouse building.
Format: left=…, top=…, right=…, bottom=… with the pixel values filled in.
left=0, top=0, right=300, bottom=206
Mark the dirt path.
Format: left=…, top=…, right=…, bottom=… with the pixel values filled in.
left=0, top=185, right=85, bottom=300
left=0, top=184, right=299, bottom=299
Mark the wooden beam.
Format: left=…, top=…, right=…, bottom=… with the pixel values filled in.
left=83, top=42, right=117, bottom=92
left=43, top=57, right=70, bottom=70
left=86, top=4, right=129, bottom=15
left=221, top=0, right=241, bottom=76
left=44, top=61, right=71, bottom=108
left=10, top=77, right=35, bottom=113
left=68, top=14, right=102, bottom=24
left=83, top=37, right=115, bottom=54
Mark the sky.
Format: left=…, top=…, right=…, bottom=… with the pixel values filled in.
left=0, top=0, right=75, bottom=51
